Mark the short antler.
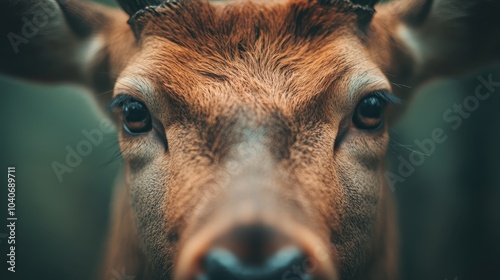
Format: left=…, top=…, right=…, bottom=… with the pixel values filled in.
left=351, top=0, right=380, bottom=8
left=319, top=0, right=381, bottom=26
left=116, top=0, right=165, bottom=17
left=319, top=0, right=381, bottom=10
left=115, top=0, right=184, bottom=39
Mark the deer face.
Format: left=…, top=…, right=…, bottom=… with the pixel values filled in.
left=108, top=1, right=399, bottom=279
left=2, top=0, right=499, bottom=279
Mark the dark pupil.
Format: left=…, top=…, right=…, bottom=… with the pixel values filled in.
left=124, top=102, right=148, bottom=122
left=359, top=97, right=382, bottom=119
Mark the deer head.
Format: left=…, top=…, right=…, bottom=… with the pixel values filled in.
left=1, top=0, right=499, bottom=279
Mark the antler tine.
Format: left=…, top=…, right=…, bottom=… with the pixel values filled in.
left=116, top=0, right=179, bottom=17
left=351, top=0, right=380, bottom=8
left=318, top=0, right=381, bottom=27
left=318, top=0, right=381, bottom=11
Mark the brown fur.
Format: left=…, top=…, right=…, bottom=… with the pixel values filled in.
left=1, top=0, right=500, bottom=279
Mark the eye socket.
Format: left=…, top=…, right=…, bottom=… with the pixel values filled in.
left=352, top=94, right=387, bottom=130
left=121, top=99, right=152, bottom=135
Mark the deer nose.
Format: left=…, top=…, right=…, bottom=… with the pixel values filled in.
left=176, top=222, right=338, bottom=280
left=198, top=224, right=313, bottom=280
left=202, top=246, right=309, bottom=280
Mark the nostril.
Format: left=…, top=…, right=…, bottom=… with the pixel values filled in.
left=201, top=247, right=312, bottom=280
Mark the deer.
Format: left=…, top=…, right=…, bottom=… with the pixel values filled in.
left=1, top=0, right=499, bottom=279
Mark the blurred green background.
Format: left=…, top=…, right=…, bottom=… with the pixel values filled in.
left=0, top=1, right=500, bottom=280
left=391, top=69, right=500, bottom=280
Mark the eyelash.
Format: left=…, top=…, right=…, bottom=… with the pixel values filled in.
left=108, top=94, right=137, bottom=111
left=368, top=91, right=402, bottom=106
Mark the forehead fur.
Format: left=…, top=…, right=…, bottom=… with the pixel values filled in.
left=134, top=0, right=363, bottom=51
left=119, top=0, right=384, bottom=122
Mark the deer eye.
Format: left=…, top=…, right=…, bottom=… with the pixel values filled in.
left=121, top=100, right=152, bottom=134
left=352, top=94, right=387, bottom=130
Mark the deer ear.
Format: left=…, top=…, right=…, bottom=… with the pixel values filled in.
left=371, top=0, right=500, bottom=93
left=0, top=0, right=135, bottom=96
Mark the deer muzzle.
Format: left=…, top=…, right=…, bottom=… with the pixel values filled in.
left=174, top=141, right=338, bottom=280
